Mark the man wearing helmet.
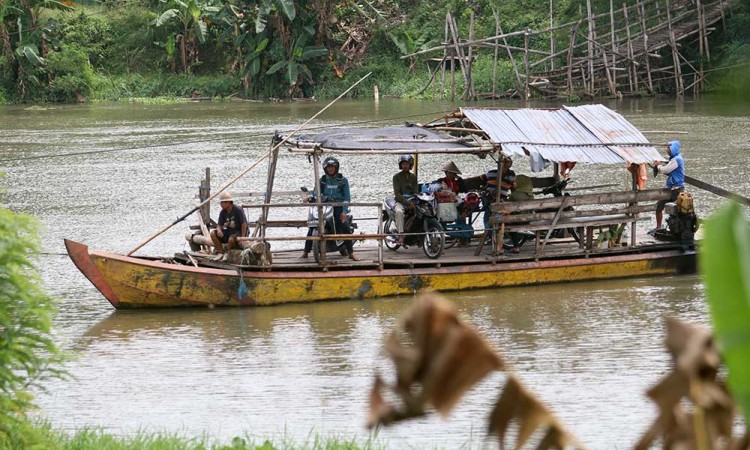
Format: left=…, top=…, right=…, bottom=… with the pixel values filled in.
left=300, top=156, right=360, bottom=260
left=393, top=154, right=419, bottom=245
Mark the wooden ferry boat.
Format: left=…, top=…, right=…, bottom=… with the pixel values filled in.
left=66, top=105, right=697, bottom=309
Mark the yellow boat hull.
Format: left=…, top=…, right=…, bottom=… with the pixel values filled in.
left=65, top=239, right=696, bottom=309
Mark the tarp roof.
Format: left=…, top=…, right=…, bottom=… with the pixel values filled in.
left=461, top=104, right=665, bottom=165
left=283, top=126, right=484, bottom=153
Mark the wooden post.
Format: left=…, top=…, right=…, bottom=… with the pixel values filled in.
left=258, top=145, right=279, bottom=239
left=630, top=164, right=637, bottom=247
left=377, top=205, right=383, bottom=270
left=623, top=2, right=636, bottom=93
left=199, top=167, right=211, bottom=225
left=638, top=2, right=654, bottom=95
left=609, top=0, right=618, bottom=94
left=719, top=0, right=727, bottom=32
left=312, top=151, right=326, bottom=266
left=494, top=154, right=505, bottom=260
left=666, top=0, right=684, bottom=96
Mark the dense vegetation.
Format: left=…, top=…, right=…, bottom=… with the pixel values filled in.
left=0, top=0, right=747, bottom=103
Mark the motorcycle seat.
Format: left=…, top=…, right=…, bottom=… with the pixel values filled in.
left=384, top=197, right=397, bottom=209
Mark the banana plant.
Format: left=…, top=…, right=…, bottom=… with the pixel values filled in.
left=255, top=0, right=295, bottom=33
left=265, top=35, right=327, bottom=95
left=155, top=0, right=219, bottom=72
left=389, top=30, right=437, bottom=73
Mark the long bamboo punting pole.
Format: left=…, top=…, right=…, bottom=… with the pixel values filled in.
left=126, top=72, right=372, bottom=256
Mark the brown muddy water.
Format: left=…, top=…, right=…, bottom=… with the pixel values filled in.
left=1, top=98, right=749, bottom=448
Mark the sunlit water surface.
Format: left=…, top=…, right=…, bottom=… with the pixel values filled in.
left=1, top=97, right=748, bottom=448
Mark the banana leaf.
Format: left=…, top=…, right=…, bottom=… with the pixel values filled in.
left=700, top=201, right=750, bottom=423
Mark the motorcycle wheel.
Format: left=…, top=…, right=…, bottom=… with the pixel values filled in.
left=383, top=218, right=401, bottom=251
left=568, top=227, right=583, bottom=245
left=422, top=218, right=445, bottom=259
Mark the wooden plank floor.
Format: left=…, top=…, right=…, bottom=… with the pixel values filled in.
left=178, top=231, right=676, bottom=272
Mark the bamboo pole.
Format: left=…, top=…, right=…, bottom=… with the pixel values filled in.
left=638, top=2, right=654, bottom=94
left=448, top=15, right=471, bottom=100
left=550, top=0, right=556, bottom=71
left=666, top=0, right=684, bottom=96
left=492, top=7, right=500, bottom=98
left=524, top=30, right=530, bottom=99
left=609, top=0, right=618, bottom=94
left=442, top=15, right=448, bottom=99
left=567, top=22, right=580, bottom=94
left=623, top=2, right=636, bottom=92
left=126, top=72, right=372, bottom=256
left=697, top=0, right=704, bottom=92
left=493, top=8, right=524, bottom=97
left=586, top=0, right=596, bottom=95
left=701, top=5, right=711, bottom=62
left=467, top=11, right=475, bottom=100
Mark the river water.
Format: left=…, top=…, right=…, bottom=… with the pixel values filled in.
left=1, top=98, right=749, bottom=448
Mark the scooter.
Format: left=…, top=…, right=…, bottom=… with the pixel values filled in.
left=382, top=194, right=445, bottom=259
left=301, top=187, right=357, bottom=263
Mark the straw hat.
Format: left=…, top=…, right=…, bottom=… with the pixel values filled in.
left=219, top=192, right=234, bottom=203
left=442, top=161, right=462, bottom=174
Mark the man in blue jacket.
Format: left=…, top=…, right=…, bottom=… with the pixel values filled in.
left=651, top=140, right=685, bottom=233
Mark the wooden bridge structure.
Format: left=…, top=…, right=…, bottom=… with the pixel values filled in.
left=407, top=0, right=731, bottom=99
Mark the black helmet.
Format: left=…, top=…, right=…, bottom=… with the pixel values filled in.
left=322, top=156, right=339, bottom=174
left=398, top=154, right=414, bottom=170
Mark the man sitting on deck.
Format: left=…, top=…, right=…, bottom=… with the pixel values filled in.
left=210, top=192, right=248, bottom=255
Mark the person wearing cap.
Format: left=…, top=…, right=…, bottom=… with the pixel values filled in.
left=438, top=161, right=466, bottom=193
left=210, top=192, right=248, bottom=254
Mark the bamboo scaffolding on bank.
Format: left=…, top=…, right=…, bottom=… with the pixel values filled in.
left=411, top=0, right=726, bottom=100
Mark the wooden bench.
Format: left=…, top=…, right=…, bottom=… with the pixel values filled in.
left=488, top=188, right=673, bottom=257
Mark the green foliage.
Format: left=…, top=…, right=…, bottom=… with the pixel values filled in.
left=700, top=202, right=750, bottom=424
left=45, top=45, right=95, bottom=101
left=266, top=36, right=327, bottom=92
left=0, top=205, right=65, bottom=449
left=47, top=12, right=113, bottom=68
left=93, top=73, right=240, bottom=100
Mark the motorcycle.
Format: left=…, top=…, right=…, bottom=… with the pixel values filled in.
left=382, top=193, right=445, bottom=259
left=301, top=187, right=357, bottom=263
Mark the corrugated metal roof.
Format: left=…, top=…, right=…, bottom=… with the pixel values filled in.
left=461, top=105, right=665, bottom=166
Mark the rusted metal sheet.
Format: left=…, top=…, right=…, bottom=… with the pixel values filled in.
left=461, top=105, right=665, bottom=165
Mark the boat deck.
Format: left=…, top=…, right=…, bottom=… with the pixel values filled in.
left=175, top=231, right=685, bottom=272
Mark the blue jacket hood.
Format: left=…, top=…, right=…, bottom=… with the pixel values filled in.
left=669, top=140, right=681, bottom=158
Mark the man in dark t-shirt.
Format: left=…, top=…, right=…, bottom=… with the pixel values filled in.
left=209, top=192, right=248, bottom=254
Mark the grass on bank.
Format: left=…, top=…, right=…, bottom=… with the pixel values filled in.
left=29, top=424, right=384, bottom=450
